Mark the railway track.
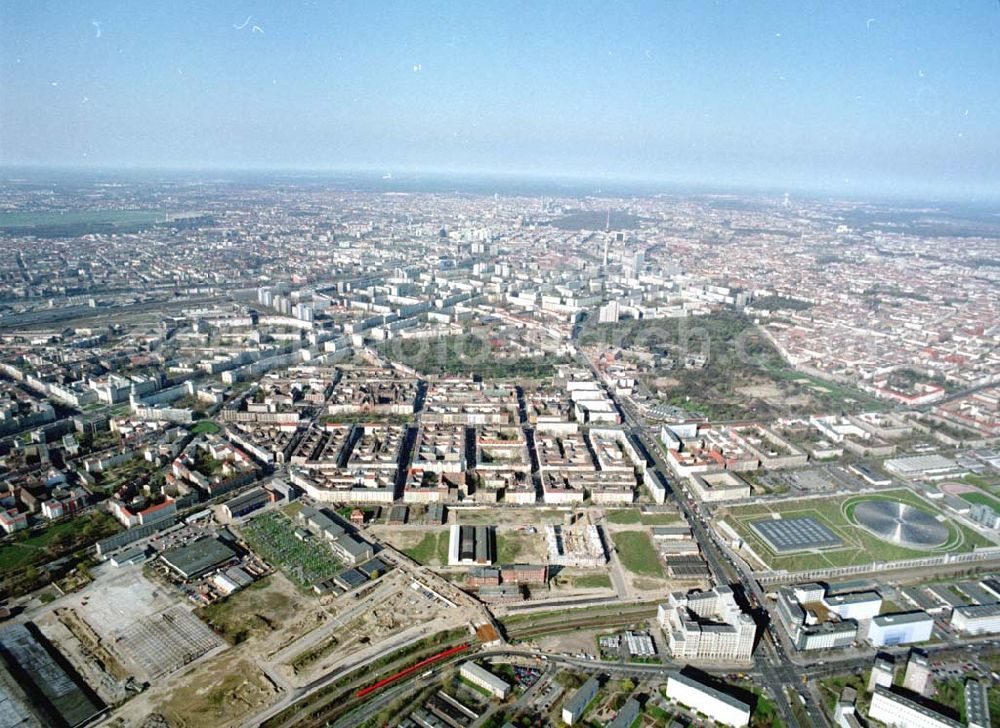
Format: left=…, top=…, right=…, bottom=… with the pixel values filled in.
left=267, top=606, right=661, bottom=727
left=503, top=607, right=659, bottom=641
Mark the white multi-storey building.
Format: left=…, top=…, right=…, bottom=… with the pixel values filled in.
left=865, top=612, right=934, bottom=647
left=666, top=671, right=751, bottom=728
left=458, top=661, right=509, bottom=699
left=869, top=686, right=963, bottom=728
left=658, top=586, right=756, bottom=661
left=951, top=603, right=1000, bottom=636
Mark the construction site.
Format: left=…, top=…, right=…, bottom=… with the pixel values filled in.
left=278, top=569, right=460, bottom=685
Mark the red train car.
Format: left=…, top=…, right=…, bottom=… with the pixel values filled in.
left=354, top=643, right=469, bottom=699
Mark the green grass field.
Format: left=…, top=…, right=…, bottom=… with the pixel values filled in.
left=402, top=530, right=449, bottom=565
left=495, top=533, right=528, bottom=563
left=0, top=209, right=167, bottom=229
left=604, top=509, right=643, bottom=524
left=0, top=512, right=121, bottom=572
left=0, top=209, right=206, bottom=238
left=190, top=420, right=222, bottom=435
left=960, top=490, right=1000, bottom=509
left=572, top=573, right=613, bottom=589
left=611, top=531, right=664, bottom=578
left=605, top=509, right=684, bottom=526
left=721, top=489, right=995, bottom=572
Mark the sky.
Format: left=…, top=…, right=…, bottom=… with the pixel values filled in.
left=2, top=1, right=1000, bottom=198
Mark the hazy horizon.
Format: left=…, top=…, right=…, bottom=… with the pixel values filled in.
left=4, top=164, right=1000, bottom=207
left=3, top=1, right=1000, bottom=200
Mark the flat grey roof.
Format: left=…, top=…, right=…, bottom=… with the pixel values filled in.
left=564, top=676, right=599, bottom=716
left=872, top=611, right=932, bottom=626
left=460, top=661, right=509, bottom=692
left=874, top=686, right=962, bottom=728
left=668, top=671, right=750, bottom=712
left=825, top=591, right=881, bottom=605
left=0, top=623, right=104, bottom=727
left=607, top=697, right=641, bottom=728
left=161, top=537, right=237, bottom=578
left=224, top=487, right=270, bottom=510
left=954, top=603, right=1000, bottom=618
left=964, top=680, right=990, bottom=728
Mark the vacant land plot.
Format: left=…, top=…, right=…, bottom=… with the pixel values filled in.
left=604, top=509, right=683, bottom=526
left=196, top=573, right=326, bottom=646
left=571, top=573, right=613, bottom=589
left=454, top=508, right=571, bottom=526
left=76, top=564, right=178, bottom=634
left=402, top=530, right=450, bottom=565
left=281, top=582, right=449, bottom=683
left=549, top=570, right=614, bottom=592
left=151, top=655, right=279, bottom=728
left=241, top=512, right=343, bottom=587
left=369, top=527, right=450, bottom=566
left=553, top=573, right=611, bottom=589
left=611, top=531, right=664, bottom=578
left=719, top=489, right=995, bottom=572
left=495, top=529, right=547, bottom=564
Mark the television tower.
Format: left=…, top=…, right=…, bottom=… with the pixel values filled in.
left=603, top=208, right=611, bottom=266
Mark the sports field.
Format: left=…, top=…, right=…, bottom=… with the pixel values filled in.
left=718, top=488, right=995, bottom=572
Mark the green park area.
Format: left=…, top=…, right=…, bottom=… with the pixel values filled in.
left=0, top=511, right=120, bottom=572
left=190, top=420, right=222, bottom=435
left=0, top=511, right=121, bottom=598
left=579, top=312, right=884, bottom=419
left=720, top=489, right=994, bottom=573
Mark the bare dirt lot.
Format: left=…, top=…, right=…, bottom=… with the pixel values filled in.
left=279, top=574, right=448, bottom=683
left=495, top=526, right=548, bottom=563
left=533, top=626, right=603, bottom=657
left=35, top=607, right=135, bottom=705
left=75, top=563, right=179, bottom=635
left=195, top=572, right=328, bottom=656
left=106, top=654, right=280, bottom=728
left=85, top=568, right=329, bottom=727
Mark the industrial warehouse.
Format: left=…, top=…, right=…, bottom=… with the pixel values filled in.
left=447, top=524, right=495, bottom=566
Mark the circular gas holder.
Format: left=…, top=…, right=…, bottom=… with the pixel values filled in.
left=851, top=499, right=949, bottom=549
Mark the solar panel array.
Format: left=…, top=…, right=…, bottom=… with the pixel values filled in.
left=750, top=516, right=843, bottom=553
